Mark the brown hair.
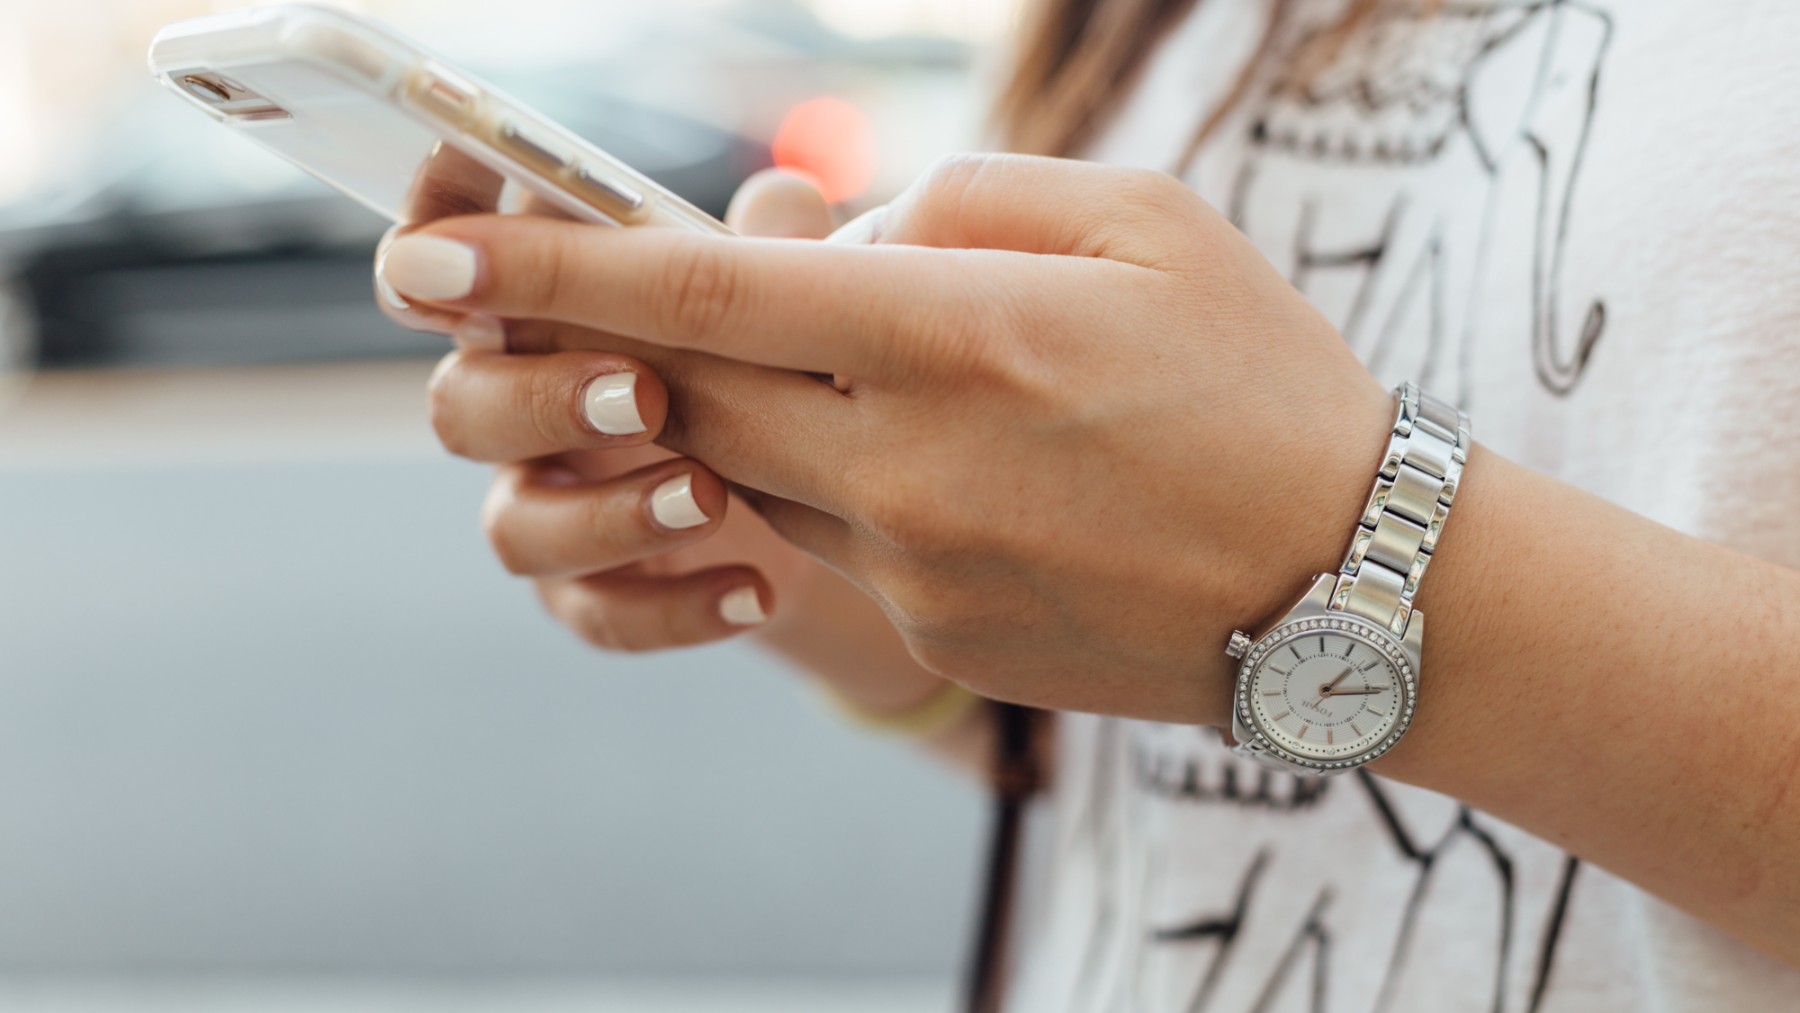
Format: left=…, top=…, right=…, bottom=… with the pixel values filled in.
left=992, top=0, right=1390, bottom=165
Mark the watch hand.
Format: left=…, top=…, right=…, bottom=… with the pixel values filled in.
left=1318, top=666, right=1354, bottom=697
left=1328, top=686, right=1391, bottom=696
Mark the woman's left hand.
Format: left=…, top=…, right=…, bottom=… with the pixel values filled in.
left=379, top=154, right=1398, bottom=724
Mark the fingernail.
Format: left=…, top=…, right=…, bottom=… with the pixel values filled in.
left=453, top=314, right=507, bottom=352
left=380, top=234, right=478, bottom=300
left=719, top=586, right=767, bottom=626
left=649, top=474, right=709, bottom=530
left=583, top=372, right=646, bottom=435
left=375, top=272, right=411, bottom=310
left=826, top=206, right=885, bottom=245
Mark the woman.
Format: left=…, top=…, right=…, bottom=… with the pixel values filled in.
left=374, top=0, right=1800, bottom=1008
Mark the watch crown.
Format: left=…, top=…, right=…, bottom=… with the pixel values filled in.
left=1225, top=631, right=1251, bottom=659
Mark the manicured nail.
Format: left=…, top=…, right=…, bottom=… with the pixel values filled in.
left=453, top=314, right=506, bottom=352
left=380, top=234, right=478, bottom=300
left=375, top=272, right=410, bottom=310
left=583, top=372, right=646, bottom=435
left=649, top=474, right=708, bottom=530
left=719, top=586, right=767, bottom=626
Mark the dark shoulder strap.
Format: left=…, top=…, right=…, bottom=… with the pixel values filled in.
left=961, top=702, right=1043, bottom=1013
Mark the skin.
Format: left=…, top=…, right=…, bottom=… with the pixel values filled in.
left=378, top=154, right=1800, bottom=968
left=380, top=166, right=993, bottom=770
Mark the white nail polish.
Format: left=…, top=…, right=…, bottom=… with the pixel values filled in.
left=453, top=314, right=507, bottom=352
left=650, top=474, right=708, bottom=530
left=583, top=373, right=646, bottom=435
left=380, top=234, right=478, bottom=301
left=375, top=272, right=411, bottom=310
left=719, top=587, right=767, bottom=626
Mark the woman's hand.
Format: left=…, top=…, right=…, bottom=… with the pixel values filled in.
left=379, top=170, right=845, bottom=651
left=378, top=153, right=1800, bottom=966
left=377, top=154, right=1397, bottom=724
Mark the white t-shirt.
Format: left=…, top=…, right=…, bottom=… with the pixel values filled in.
left=1006, top=1, right=1800, bottom=1010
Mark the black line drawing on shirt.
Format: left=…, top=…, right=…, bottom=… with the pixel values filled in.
left=1194, top=0, right=1614, bottom=401
left=1077, top=723, right=1584, bottom=1012
left=1153, top=849, right=1272, bottom=1012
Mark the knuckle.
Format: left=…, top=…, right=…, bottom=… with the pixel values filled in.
left=480, top=479, right=531, bottom=576
left=484, top=521, right=532, bottom=577
left=1115, top=166, right=1191, bottom=212
left=574, top=603, right=629, bottom=652
left=425, top=354, right=474, bottom=458
left=523, top=227, right=583, bottom=313
left=579, top=488, right=641, bottom=560
left=918, top=153, right=988, bottom=205
left=521, top=364, right=576, bottom=450
left=661, top=239, right=743, bottom=342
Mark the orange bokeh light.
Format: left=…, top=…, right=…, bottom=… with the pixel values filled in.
left=771, top=96, right=877, bottom=205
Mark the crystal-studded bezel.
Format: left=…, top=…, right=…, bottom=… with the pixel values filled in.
left=1232, top=615, right=1417, bottom=772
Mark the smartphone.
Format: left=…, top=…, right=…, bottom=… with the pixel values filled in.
left=148, top=4, right=732, bottom=234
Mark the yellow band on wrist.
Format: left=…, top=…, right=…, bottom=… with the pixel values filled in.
left=820, top=679, right=986, bottom=739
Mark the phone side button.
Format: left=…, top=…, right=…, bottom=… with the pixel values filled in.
left=570, top=164, right=647, bottom=221
left=408, top=64, right=477, bottom=124
left=498, top=121, right=572, bottom=172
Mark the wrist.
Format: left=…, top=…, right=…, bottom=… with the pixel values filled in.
left=1198, top=383, right=1397, bottom=725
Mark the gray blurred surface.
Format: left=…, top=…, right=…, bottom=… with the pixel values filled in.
left=0, top=452, right=982, bottom=978
left=0, top=978, right=952, bottom=1012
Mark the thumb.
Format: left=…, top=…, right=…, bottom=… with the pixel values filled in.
left=724, top=169, right=835, bottom=239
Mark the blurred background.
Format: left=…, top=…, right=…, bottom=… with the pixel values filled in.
left=0, top=1, right=1020, bottom=1009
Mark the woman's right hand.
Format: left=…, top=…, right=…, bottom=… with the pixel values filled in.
left=377, top=162, right=1011, bottom=774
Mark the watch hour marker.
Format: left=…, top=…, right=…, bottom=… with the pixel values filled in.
left=1319, top=636, right=1326, bottom=654
left=1273, top=711, right=1291, bottom=722
left=1368, top=709, right=1386, bottom=718
left=1342, top=642, right=1353, bottom=658
left=1350, top=721, right=1363, bottom=737
left=1326, top=729, right=1335, bottom=745
left=1360, top=661, right=1378, bottom=671
left=1297, top=724, right=1310, bottom=740
left=1290, top=646, right=1301, bottom=662
left=1263, top=690, right=1282, bottom=697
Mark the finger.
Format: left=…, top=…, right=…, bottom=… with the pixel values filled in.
left=732, top=484, right=859, bottom=570
left=427, top=348, right=668, bottom=462
left=437, top=329, right=858, bottom=510
left=483, top=458, right=727, bottom=579
left=375, top=225, right=464, bottom=334
left=375, top=143, right=513, bottom=333
left=877, top=153, right=1212, bottom=265
left=376, top=214, right=990, bottom=377
left=725, top=170, right=835, bottom=239
left=402, top=140, right=508, bottom=221
left=537, top=566, right=772, bottom=652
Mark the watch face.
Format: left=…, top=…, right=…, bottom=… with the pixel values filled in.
left=1238, top=616, right=1415, bottom=769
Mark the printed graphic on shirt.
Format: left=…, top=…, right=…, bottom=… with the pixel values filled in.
left=1059, top=722, right=1583, bottom=1013
left=1053, top=4, right=1619, bottom=1011
left=1203, top=0, right=1613, bottom=404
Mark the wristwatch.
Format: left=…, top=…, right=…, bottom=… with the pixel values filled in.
left=1223, top=382, right=1470, bottom=775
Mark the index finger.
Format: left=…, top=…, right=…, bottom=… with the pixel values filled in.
left=377, top=214, right=998, bottom=378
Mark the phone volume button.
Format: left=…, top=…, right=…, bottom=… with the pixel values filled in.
left=571, top=164, right=646, bottom=217
left=498, top=121, right=571, bottom=171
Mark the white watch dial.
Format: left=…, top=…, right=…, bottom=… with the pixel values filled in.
left=1242, top=619, right=1413, bottom=766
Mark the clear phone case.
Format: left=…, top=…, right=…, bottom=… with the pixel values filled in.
left=148, top=4, right=731, bottom=234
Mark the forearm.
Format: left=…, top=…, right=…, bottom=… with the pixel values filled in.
left=754, top=566, right=1001, bottom=780
left=1368, top=447, right=1800, bottom=965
